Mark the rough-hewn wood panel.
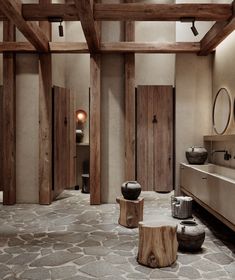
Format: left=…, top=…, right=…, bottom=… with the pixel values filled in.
left=0, top=0, right=49, bottom=52
left=2, top=21, right=16, bottom=205
left=124, top=0, right=135, bottom=181
left=137, top=86, right=173, bottom=192
left=39, top=0, right=52, bottom=204
left=153, top=86, right=173, bottom=192
left=94, top=3, right=231, bottom=21
left=0, top=86, right=3, bottom=192
left=90, top=54, right=101, bottom=205
left=75, top=0, right=100, bottom=52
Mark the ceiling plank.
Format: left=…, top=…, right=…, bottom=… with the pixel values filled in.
left=199, top=1, right=235, bottom=55
left=94, top=3, right=232, bottom=21
left=100, top=42, right=201, bottom=53
left=0, top=0, right=49, bottom=52
left=74, top=0, right=100, bottom=52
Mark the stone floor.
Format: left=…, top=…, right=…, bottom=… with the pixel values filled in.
left=0, top=190, right=234, bottom=280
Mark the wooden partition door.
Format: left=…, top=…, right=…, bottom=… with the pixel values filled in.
left=137, top=85, right=173, bottom=192
left=53, top=86, right=76, bottom=199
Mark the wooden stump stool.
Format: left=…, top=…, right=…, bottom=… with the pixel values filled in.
left=116, top=197, right=144, bottom=228
left=137, top=221, right=178, bottom=268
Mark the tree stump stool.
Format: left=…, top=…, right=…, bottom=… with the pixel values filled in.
left=116, top=197, right=144, bottom=228
left=137, top=221, right=178, bottom=268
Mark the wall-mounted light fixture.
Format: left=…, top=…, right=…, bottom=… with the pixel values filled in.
left=76, top=109, right=87, bottom=125
left=48, top=17, right=64, bottom=37
left=180, top=17, right=199, bottom=37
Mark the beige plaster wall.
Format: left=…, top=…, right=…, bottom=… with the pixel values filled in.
left=175, top=54, right=212, bottom=194
left=135, top=0, right=175, bottom=86
left=211, top=31, right=235, bottom=168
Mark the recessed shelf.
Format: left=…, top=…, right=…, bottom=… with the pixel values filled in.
left=204, top=134, right=235, bottom=142
left=76, top=142, right=90, bottom=146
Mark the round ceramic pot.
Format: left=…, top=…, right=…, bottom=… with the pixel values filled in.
left=186, top=146, right=208, bottom=164
left=76, top=129, right=84, bottom=143
left=121, top=181, right=141, bottom=200
left=177, top=220, right=205, bottom=251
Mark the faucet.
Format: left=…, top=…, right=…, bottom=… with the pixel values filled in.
left=211, top=150, right=231, bottom=161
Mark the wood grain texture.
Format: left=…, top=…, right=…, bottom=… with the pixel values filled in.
left=39, top=0, right=52, bottom=204
left=75, top=0, right=100, bottom=53
left=0, top=86, right=3, bottom=192
left=0, top=3, right=231, bottom=22
left=0, top=0, right=49, bottom=52
left=137, top=86, right=173, bottom=192
left=199, top=5, right=235, bottom=56
left=2, top=21, right=16, bottom=205
left=94, top=3, right=231, bottom=21
left=100, top=42, right=201, bottom=53
left=90, top=54, right=101, bottom=205
left=116, top=197, right=144, bottom=228
left=0, top=42, right=200, bottom=54
left=137, top=222, right=178, bottom=268
left=69, top=89, right=76, bottom=188
left=124, top=0, right=135, bottom=181
left=53, top=87, right=69, bottom=199
left=153, top=86, right=173, bottom=192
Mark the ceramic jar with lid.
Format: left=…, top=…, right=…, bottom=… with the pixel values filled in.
left=186, top=146, right=208, bottom=164
left=177, top=220, right=205, bottom=251
left=121, top=181, right=141, bottom=200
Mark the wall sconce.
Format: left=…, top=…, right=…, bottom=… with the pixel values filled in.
left=76, top=109, right=87, bottom=124
left=180, top=17, right=199, bottom=37
left=48, top=17, right=64, bottom=37
left=76, top=109, right=87, bottom=143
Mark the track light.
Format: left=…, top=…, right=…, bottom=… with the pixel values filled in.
left=191, top=20, right=198, bottom=37
left=48, top=17, right=64, bottom=37
left=180, top=17, right=199, bottom=37
left=59, top=21, right=64, bottom=37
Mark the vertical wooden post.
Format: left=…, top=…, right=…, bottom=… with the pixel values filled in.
left=39, top=0, right=52, bottom=204
left=124, top=0, right=135, bottom=181
left=2, top=21, right=16, bottom=205
left=90, top=54, right=101, bottom=205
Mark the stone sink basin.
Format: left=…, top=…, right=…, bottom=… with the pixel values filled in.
left=188, top=163, right=235, bottom=182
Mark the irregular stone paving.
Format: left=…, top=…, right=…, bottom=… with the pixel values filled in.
left=0, top=190, right=234, bottom=279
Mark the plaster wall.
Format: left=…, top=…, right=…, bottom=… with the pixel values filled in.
left=101, top=0, right=125, bottom=203
left=135, top=0, right=175, bottom=86
left=175, top=54, right=212, bottom=194
left=211, top=31, right=235, bottom=168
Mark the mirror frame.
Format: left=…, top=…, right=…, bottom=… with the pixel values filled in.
left=213, top=87, right=231, bottom=135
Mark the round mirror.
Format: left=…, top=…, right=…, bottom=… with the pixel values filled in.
left=213, top=88, right=231, bottom=135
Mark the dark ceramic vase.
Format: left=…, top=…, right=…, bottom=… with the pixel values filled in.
left=177, top=220, right=205, bottom=251
left=121, top=181, right=141, bottom=200
left=186, top=146, right=208, bottom=164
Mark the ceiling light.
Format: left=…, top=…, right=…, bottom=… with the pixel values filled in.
left=191, top=21, right=199, bottom=37
left=48, top=17, right=64, bottom=37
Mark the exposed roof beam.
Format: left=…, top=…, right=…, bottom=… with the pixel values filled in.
left=0, top=0, right=49, bottom=52
left=100, top=42, right=200, bottom=53
left=0, top=3, right=231, bottom=22
left=0, top=42, right=200, bottom=54
left=74, top=0, right=100, bottom=52
left=199, top=1, right=235, bottom=55
left=94, top=3, right=232, bottom=21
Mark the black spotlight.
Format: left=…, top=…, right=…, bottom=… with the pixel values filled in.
left=191, top=20, right=199, bottom=36
left=59, top=21, right=64, bottom=37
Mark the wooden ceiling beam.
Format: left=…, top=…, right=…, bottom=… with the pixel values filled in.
left=199, top=1, right=235, bottom=55
left=74, top=0, right=100, bottom=53
left=0, top=0, right=49, bottom=52
left=0, top=42, right=200, bottom=54
left=0, top=3, right=232, bottom=22
left=100, top=42, right=201, bottom=54
left=94, top=3, right=232, bottom=21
